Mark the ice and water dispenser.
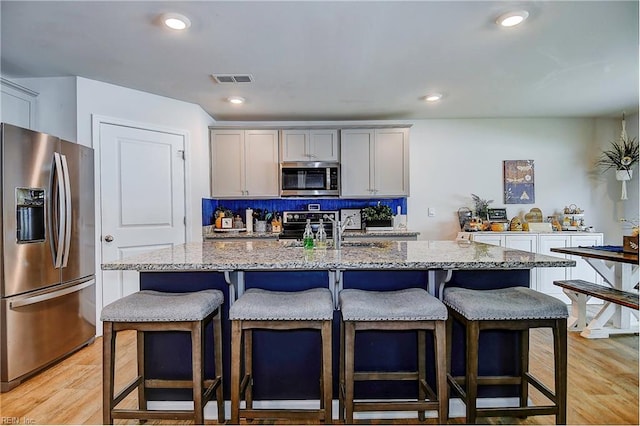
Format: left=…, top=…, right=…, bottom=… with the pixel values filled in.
left=16, top=188, right=45, bottom=243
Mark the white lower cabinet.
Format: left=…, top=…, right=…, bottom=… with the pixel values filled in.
left=466, top=232, right=603, bottom=301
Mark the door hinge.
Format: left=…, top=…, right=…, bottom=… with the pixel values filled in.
left=178, top=150, right=185, bottom=160
left=184, top=217, right=187, bottom=225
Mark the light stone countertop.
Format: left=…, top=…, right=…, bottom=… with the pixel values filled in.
left=101, top=240, right=575, bottom=272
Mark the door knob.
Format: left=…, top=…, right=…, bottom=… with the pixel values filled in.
left=104, top=235, right=114, bottom=242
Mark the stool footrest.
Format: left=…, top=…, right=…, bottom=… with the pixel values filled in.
left=477, top=405, right=558, bottom=418
left=354, top=371, right=419, bottom=381
left=112, top=409, right=195, bottom=420
left=450, top=375, right=522, bottom=386
left=240, top=374, right=251, bottom=395
left=525, top=372, right=555, bottom=401
left=113, top=376, right=143, bottom=407
left=241, top=408, right=327, bottom=421
left=353, top=400, right=440, bottom=412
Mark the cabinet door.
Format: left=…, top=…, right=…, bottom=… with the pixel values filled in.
left=340, top=129, right=374, bottom=197
left=210, top=130, right=244, bottom=197
left=309, top=130, right=339, bottom=161
left=374, top=128, right=409, bottom=196
left=280, top=130, right=308, bottom=162
left=244, top=130, right=279, bottom=197
left=472, top=234, right=504, bottom=246
left=504, top=234, right=537, bottom=252
left=504, top=234, right=538, bottom=288
left=569, top=234, right=604, bottom=284
left=537, top=234, right=571, bottom=301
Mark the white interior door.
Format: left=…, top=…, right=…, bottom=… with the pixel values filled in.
left=99, top=123, right=186, bottom=307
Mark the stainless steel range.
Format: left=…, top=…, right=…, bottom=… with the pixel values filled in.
left=281, top=210, right=338, bottom=240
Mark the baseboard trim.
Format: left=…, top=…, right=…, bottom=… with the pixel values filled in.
left=147, top=397, right=522, bottom=421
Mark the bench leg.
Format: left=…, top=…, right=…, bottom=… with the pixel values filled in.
left=581, top=302, right=616, bottom=339
left=562, top=289, right=589, bottom=330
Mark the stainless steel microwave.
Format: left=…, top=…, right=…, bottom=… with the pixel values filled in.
left=280, top=162, right=340, bottom=196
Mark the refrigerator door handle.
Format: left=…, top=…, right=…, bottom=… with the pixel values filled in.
left=52, top=152, right=66, bottom=268
left=9, top=279, right=95, bottom=309
left=60, top=153, right=72, bottom=268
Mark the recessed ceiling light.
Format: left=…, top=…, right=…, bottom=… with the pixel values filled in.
left=227, top=96, right=245, bottom=105
left=496, top=10, right=529, bottom=27
left=424, top=93, right=443, bottom=102
left=162, top=13, right=191, bottom=30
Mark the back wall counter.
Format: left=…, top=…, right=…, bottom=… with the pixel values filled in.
left=202, top=197, right=407, bottom=226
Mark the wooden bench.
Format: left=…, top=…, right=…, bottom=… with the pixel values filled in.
left=554, top=279, right=639, bottom=310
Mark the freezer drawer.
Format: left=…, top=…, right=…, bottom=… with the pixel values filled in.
left=0, top=278, right=96, bottom=391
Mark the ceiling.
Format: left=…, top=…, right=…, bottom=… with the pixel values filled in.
left=1, top=1, right=638, bottom=121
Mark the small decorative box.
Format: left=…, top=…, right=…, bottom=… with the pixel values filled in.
left=623, top=235, right=638, bottom=254
left=221, top=217, right=233, bottom=229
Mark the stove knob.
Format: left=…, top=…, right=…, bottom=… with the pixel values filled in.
left=294, top=214, right=299, bottom=220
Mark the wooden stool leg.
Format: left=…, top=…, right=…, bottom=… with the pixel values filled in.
left=445, top=316, right=453, bottom=421
left=338, top=317, right=345, bottom=422
left=102, top=322, right=115, bottom=425
left=322, top=320, right=333, bottom=424
left=137, top=331, right=147, bottom=413
left=230, top=320, right=242, bottom=424
left=245, top=329, right=253, bottom=410
left=435, top=321, right=448, bottom=425
left=418, top=330, right=426, bottom=421
left=344, top=321, right=356, bottom=425
left=213, top=310, right=225, bottom=423
left=466, top=320, right=480, bottom=424
left=555, top=319, right=568, bottom=425
left=192, top=321, right=204, bottom=425
left=520, top=329, right=530, bottom=410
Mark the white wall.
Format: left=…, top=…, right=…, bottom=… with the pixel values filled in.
left=12, top=76, right=77, bottom=141
left=591, top=114, right=639, bottom=244
left=75, top=77, right=215, bottom=243
left=406, top=117, right=636, bottom=243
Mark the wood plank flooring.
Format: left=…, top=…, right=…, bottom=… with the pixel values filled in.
left=0, top=328, right=637, bottom=425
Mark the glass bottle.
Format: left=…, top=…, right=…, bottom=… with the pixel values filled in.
left=302, top=219, right=314, bottom=249
left=315, top=219, right=327, bottom=249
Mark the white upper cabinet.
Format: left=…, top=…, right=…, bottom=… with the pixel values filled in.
left=281, top=129, right=339, bottom=162
left=340, top=128, right=409, bottom=197
left=1, top=78, right=38, bottom=130
left=210, top=129, right=279, bottom=198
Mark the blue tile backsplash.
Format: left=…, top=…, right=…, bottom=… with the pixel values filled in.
left=202, top=197, right=407, bottom=225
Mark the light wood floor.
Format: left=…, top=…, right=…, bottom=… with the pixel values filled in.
left=0, top=328, right=637, bottom=425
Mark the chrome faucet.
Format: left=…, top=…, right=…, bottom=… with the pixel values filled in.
left=324, top=214, right=354, bottom=249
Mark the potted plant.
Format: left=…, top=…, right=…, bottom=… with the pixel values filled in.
left=252, top=208, right=272, bottom=232
left=471, top=193, right=493, bottom=222
left=361, top=202, right=393, bottom=228
left=596, top=116, right=639, bottom=199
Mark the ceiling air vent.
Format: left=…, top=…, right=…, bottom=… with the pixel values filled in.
left=212, top=74, right=254, bottom=84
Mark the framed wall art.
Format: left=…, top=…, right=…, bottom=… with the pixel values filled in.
left=503, top=160, right=535, bottom=204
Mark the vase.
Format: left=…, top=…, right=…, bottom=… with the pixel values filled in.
left=255, top=220, right=267, bottom=233
left=615, top=169, right=633, bottom=181
left=615, top=169, right=633, bottom=200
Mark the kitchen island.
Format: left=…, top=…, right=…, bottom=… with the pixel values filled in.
left=102, top=240, right=574, bottom=419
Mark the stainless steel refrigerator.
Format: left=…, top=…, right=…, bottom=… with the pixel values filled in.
left=1, top=123, right=96, bottom=392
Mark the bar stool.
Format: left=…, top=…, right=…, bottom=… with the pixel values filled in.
left=338, top=288, right=448, bottom=424
left=229, top=287, right=333, bottom=424
left=443, top=286, right=568, bottom=424
left=101, top=290, right=225, bottom=424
